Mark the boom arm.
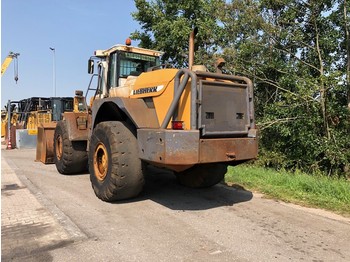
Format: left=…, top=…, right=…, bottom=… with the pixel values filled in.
left=1, top=52, right=20, bottom=81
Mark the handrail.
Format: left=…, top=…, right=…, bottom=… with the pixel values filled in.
left=85, top=73, right=99, bottom=98
left=160, top=69, right=197, bottom=129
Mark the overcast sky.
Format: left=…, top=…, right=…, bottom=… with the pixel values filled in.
left=1, top=0, right=141, bottom=107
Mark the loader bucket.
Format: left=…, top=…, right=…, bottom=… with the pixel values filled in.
left=35, top=122, right=57, bottom=164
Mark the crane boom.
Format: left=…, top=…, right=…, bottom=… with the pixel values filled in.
left=1, top=52, right=20, bottom=77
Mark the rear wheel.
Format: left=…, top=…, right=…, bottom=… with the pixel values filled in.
left=176, top=163, right=227, bottom=188
left=89, top=121, right=144, bottom=201
left=54, top=120, right=88, bottom=174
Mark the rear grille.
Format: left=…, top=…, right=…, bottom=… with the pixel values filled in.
left=198, top=80, right=251, bottom=137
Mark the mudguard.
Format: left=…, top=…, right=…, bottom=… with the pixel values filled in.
left=91, top=97, right=160, bottom=131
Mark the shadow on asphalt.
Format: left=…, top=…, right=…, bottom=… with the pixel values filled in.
left=118, top=165, right=253, bottom=211
left=1, top=221, right=73, bottom=262
left=60, top=170, right=90, bottom=176
left=57, top=165, right=253, bottom=211
left=3, top=149, right=253, bottom=211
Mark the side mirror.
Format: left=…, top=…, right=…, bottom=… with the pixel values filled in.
left=88, top=59, right=94, bottom=74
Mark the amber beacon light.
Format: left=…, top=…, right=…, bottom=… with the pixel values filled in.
left=125, top=38, right=132, bottom=46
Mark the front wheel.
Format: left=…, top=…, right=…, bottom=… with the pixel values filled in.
left=89, top=121, right=144, bottom=201
left=54, top=120, right=88, bottom=174
left=176, top=163, right=227, bottom=188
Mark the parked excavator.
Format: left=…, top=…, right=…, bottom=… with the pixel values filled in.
left=38, top=29, right=258, bottom=202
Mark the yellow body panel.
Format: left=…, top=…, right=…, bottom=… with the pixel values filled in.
left=1, top=112, right=19, bottom=137
left=28, top=129, right=38, bottom=135
left=1, top=57, right=13, bottom=75
left=1, top=111, right=7, bottom=137
left=1, top=122, right=6, bottom=137
left=27, top=111, right=52, bottom=130
left=1, top=52, right=19, bottom=76
left=131, top=69, right=178, bottom=97
left=130, top=69, right=192, bottom=129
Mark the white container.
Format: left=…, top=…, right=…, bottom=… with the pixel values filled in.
left=15, top=129, right=37, bottom=149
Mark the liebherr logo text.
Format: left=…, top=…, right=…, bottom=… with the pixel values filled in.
left=132, top=85, right=164, bottom=95
left=133, top=87, right=157, bottom=95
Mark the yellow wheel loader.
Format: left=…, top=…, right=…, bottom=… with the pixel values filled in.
left=3, top=97, right=74, bottom=148
left=36, top=91, right=88, bottom=164
left=51, top=90, right=89, bottom=173
left=50, top=30, right=258, bottom=202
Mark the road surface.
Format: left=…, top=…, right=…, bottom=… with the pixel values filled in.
left=2, top=148, right=350, bottom=261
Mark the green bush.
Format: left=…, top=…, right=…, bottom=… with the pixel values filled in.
left=226, top=165, right=350, bottom=216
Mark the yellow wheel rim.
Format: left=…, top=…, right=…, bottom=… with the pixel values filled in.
left=94, top=143, right=108, bottom=181
left=55, top=134, right=63, bottom=160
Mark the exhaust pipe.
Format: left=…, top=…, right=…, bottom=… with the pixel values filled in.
left=188, top=27, right=198, bottom=70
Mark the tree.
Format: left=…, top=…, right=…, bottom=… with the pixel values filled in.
left=219, top=0, right=350, bottom=176
left=131, top=0, right=224, bottom=67
left=341, top=0, right=350, bottom=109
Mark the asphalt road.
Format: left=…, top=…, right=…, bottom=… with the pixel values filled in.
left=2, top=148, right=350, bottom=261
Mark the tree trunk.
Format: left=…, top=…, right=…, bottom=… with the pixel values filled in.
left=314, top=12, right=330, bottom=139
left=344, top=0, right=350, bottom=109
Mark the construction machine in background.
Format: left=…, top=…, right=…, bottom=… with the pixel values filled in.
left=36, top=91, right=87, bottom=164
left=2, top=96, right=75, bottom=148
left=1, top=110, right=7, bottom=136
left=1, top=51, right=20, bottom=139
left=42, top=29, right=258, bottom=202
left=16, top=97, right=74, bottom=131
left=1, top=102, right=19, bottom=139
left=1, top=52, right=20, bottom=83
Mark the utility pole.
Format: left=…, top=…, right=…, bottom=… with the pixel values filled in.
left=49, top=47, right=56, bottom=97
left=7, top=100, right=12, bottom=149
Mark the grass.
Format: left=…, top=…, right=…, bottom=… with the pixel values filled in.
left=225, top=165, right=350, bottom=217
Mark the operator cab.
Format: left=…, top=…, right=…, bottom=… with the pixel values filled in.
left=109, top=50, right=161, bottom=87
left=88, top=40, right=162, bottom=98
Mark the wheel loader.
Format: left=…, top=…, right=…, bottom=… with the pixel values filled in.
left=36, top=92, right=88, bottom=163
left=3, top=97, right=74, bottom=148
left=44, top=29, right=258, bottom=202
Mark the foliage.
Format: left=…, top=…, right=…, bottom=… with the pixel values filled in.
left=131, top=0, right=224, bottom=67
left=219, top=0, right=350, bottom=177
left=132, top=0, right=350, bottom=177
left=226, top=165, right=350, bottom=216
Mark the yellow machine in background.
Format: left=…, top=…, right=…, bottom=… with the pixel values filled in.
left=14, top=97, right=73, bottom=132
left=2, top=51, right=20, bottom=140
left=26, top=111, right=52, bottom=132
left=1, top=52, right=20, bottom=83
left=36, top=91, right=87, bottom=163
left=1, top=103, right=20, bottom=137
left=1, top=111, right=6, bottom=136
left=2, top=97, right=75, bottom=149
left=1, top=52, right=20, bottom=139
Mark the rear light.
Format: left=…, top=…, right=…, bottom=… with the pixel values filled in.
left=171, top=120, right=184, bottom=130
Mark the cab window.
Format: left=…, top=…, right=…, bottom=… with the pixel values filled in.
left=107, top=51, right=160, bottom=89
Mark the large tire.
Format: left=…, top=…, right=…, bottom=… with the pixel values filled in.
left=54, top=120, right=88, bottom=174
left=89, top=121, right=144, bottom=202
left=176, top=163, right=227, bottom=188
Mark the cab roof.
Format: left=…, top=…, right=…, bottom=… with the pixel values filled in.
left=95, top=44, right=163, bottom=58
